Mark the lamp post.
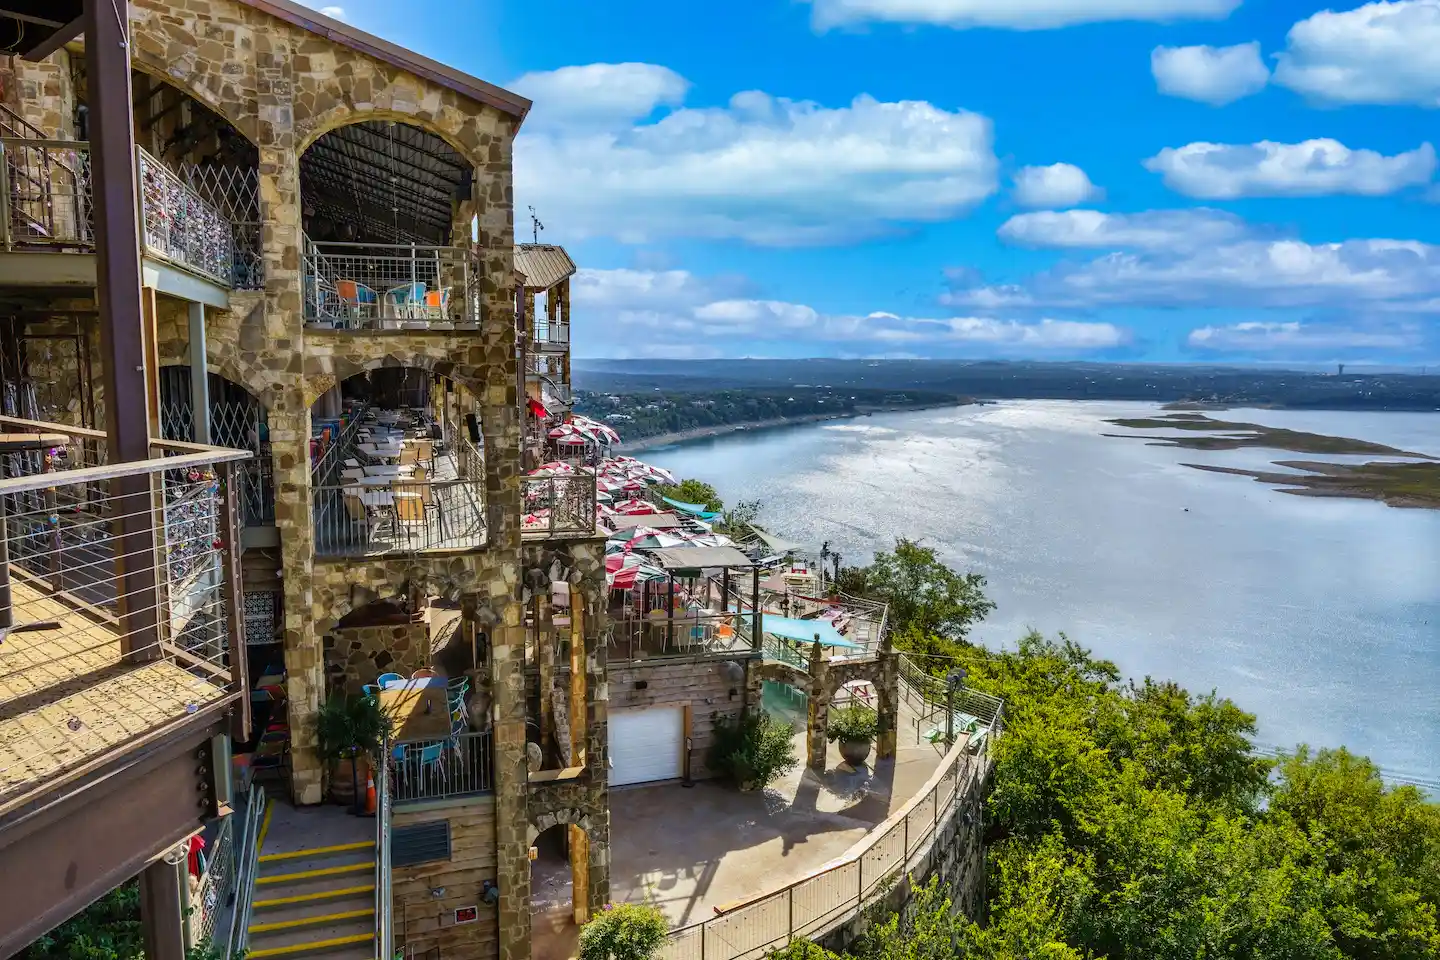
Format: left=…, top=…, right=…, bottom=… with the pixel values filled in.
left=945, top=668, right=967, bottom=747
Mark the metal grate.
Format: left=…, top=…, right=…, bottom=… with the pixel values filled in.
left=243, top=591, right=278, bottom=646
left=183, top=162, right=263, bottom=290
left=392, top=820, right=451, bottom=868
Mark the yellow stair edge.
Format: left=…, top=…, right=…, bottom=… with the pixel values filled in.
left=246, top=933, right=373, bottom=958
left=254, top=885, right=376, bottom=909
left=249, top=908, right=374, bottom=934
left=258, top=841, right=374, bottom=863
left=256, top=862, right=374, bottom=885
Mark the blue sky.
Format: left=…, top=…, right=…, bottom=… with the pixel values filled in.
left=308, top=0, right=1440, bottom=365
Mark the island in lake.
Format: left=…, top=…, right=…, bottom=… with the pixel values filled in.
left=1103, top=413, right=1440, bottom=510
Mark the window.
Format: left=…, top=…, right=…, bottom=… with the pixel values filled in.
left=393, top=820, right=451, bottom=867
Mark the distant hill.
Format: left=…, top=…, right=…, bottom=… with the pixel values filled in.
left=572, top=359, right=1440, bottom=411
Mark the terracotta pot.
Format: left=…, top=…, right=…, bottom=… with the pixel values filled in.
left=329, top=754, right=369, bottom=805
left=839, top=738, right=872, bottom=767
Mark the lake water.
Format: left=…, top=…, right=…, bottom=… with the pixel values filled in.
left=644, top=401, right=1440, bottom=787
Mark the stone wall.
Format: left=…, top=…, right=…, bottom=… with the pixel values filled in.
left=610, top=656, right=754, bottom=780
left=393, top=796, right=500, bottom=960
left=324, top=618, right=429, bottom=695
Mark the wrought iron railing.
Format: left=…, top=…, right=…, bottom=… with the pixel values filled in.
left=659, top=739, right=991, bottom=960
left=309, top=404, right=370, bottom=489
left=138, top=147, right=235, bottom=286
left=0, top=136, right=91, bottom=249
left=160, top=398, right=273, bottom=526
left=313, top=479, right=487, bottom=556
left=0, top=436, right=251, bottom=805
left=521, top=470, right=596, bottom=538
left=391, top=731, right=493, bottom=804
left=303, top=240, right=482, bottom=330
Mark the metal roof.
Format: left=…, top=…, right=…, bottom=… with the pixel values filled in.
left=649, top=546, right=755, bottom=571
left=607, top=513, right=683, bottom=532
left=515, top=245, right=577, bottom=291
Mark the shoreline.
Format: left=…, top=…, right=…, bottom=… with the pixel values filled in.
left=613, top=401, right=968, bottom=454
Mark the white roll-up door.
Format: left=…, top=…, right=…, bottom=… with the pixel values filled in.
left=609, top=706, right=684, bottom=787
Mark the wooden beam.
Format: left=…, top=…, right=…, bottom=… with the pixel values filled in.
left=19, top=15, right=83, bottom=62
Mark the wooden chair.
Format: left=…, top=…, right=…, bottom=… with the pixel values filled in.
left=393, top=491, right=426, bottom=547
left=399, top=445, right=419, bottom=466
left=342, top=493, right=377, bottom=546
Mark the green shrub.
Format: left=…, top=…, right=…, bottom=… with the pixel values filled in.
left=826, top=704, right=878, bottom=744
left=764, top=941, right=844, bottom=959
left=578, top=902, right=669, bottom=960
left=708, top=709, right=798, bottom=789
left=315, top=692, right=392, bottom=762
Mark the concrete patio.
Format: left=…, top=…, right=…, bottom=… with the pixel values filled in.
left=531, top=727, right=948, bottom=958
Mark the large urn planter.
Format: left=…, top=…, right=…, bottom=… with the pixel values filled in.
left=838, top=738, right=872, bottom=767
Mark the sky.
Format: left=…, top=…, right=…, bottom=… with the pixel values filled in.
left=305, top=0, right=1440, bottom=365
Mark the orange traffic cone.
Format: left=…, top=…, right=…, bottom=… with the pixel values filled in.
left=364, top=774, right=377, bottom=815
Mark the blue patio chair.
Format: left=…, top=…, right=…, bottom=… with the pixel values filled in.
left=376, top=672, right=403, bottom=688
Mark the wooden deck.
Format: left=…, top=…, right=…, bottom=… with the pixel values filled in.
left=0, top=577, right=226, bottom=799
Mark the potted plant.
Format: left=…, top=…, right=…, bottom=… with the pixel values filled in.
left=316, top=693, right=392, bottom=809
left=827, top=704, right=878, bottom=767
left=707, top=709, right=798, bottom=791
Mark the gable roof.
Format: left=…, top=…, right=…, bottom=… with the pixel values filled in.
left=240, top=0, right=531, bottom=122
left=515, top=244, right=577, bottom=291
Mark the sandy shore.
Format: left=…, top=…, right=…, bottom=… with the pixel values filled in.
left=614, top=402, right=967, bottom=454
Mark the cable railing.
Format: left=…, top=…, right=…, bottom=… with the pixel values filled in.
left=391, top=731, right=494, bottom=804
left=521, top=470, right=597, bottom=538
left=303, top=240, right=482, bottom=330
left=659, top=737, right=990, bottom=960
left=0, top=439, right=251, bottom=807
left=313, top=478, right=487, bottom=556
left=138, top=147, right=235, bottom=286
left=532, top=320, right=570, bottom=350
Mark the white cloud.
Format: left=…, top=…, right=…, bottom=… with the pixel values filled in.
left=1186, top=320, right=1426, bottom=354
left=509, top=63, right=688, bottom=128
left=1012, top=164, right=1102, bottom=208
left=1144, top=139, right=1437, bottom=199
left=318, top=5, right=345, bottom=18
left=571, top=268, right=1129, bottom=358
left=514, top=67, right=998, bottom=246
left=1151, top=42, right=1270, bottom=105
left=945, top=235, right=1440, bottom=311
left=806, top=0, right=1240, bottom=31
left=1274, top=0, right=1440, bottom=107
left=998, top=208, right=1251, bottom=250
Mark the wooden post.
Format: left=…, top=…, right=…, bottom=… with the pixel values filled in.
left=188, top=303, right=210, bottom=443
left=568, top=824, right=589, bottom=924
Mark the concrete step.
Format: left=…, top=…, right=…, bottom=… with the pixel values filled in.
left=249, top=906, right=374, bottom=935
left=253, top=882, right=376, bottom=911
left=245, top=931, right=374, bottom=959
left=256, top=860, right=374, bottom=887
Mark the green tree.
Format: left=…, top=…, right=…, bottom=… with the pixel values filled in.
left=656, top=478, right=723, bottom=511
left=838, top=539, right=995, bottom=639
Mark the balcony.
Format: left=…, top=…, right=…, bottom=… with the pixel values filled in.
left=0, top=132, right=248, bottom=294
left=522, top=471, right=598, bottom=539
left=390, top=731, right=493, bottom=805
left=531, top=319, right=570, bottom=352
left=0, top=428, right=251, bottom=808
left=303, top=240, right=482, bottom=331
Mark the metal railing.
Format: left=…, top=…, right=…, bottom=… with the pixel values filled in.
left=391, top=731, right=494, bottom=804
left=0, top=438, right=251, bottom=805
left=310, top=405, right=371, bottom=488
left=0, top=136, right=91, bottom=249
left=193, top=814, right=235, bottom=944
left=303, top=240, right=482, bottom=330
left=659, top=738, right=990, bottom=960
left=376, top=746, right=394, bottom=960
left=160, top=397, right=273, bottom=527
left=521, top=471, right=597, bottom=538
left=138, top=147, right=235, bottom=286
left=313, top=479, right=487, bottom=556
left=896, top=654, right=1006, bottom=748
left=532, top=320, right=570, bottom=349
left=224, top=784, right=267, bottom=960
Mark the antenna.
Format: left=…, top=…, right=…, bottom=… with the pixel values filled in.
left=528, top=206, right=544, bottom=245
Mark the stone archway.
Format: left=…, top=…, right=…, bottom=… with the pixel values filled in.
left=526, top=805, right=604, bottom=934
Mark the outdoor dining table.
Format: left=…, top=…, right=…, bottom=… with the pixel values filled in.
left=363, top=464, right=410, bottom=478
left=377, top=679, right=451, bottom=742
left=359, top=443, right=402, bottom=457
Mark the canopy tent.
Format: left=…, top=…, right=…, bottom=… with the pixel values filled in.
left=761, top=614, right=861, bottom=649
left=661, top=496, right=722, bottom=520
left=649, top=546, right=755, bottom=571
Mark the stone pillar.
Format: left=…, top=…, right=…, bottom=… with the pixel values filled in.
left=8, top=50, right=77, bottom=137
left=876, top=651, right=901, bottom=759
left=492, top=615, right=531, bottom=960
left=806, top=640, right=829, bottom=772
left=537, top=592, right=553, bottom=756
left=581, top=567, right=610, bottom=911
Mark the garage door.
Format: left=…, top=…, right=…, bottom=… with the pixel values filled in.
left=609, top=706, right=683, bottom=787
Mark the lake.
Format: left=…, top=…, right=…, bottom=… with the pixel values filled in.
left=643, top=401, right=1440, bottom=788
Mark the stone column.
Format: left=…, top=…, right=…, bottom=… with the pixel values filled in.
left=491, top=613, right=531, bottom=960
left=876, top=650, right=901, bottom=759
left=806, top=640, right=829, bottom=772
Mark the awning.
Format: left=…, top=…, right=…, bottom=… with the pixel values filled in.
left=752, top=527, right=805, bottom=555
left=606, top=512, right=683, bottom=531
left=648, top=546, right=755, bottom=571
left=762, top=615, right=861, bottom=649
left=527, top=397, right=550, bottom=419
left=662, top=496, right=714, bottom=516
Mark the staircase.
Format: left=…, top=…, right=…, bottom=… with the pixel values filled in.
left=247, top=840, right=377, bottom=959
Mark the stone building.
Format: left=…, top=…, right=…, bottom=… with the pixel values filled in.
left=0, top=3, right=609, bottom=959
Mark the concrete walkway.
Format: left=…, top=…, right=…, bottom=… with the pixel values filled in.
left=531, top=729, right=947, bottom=958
